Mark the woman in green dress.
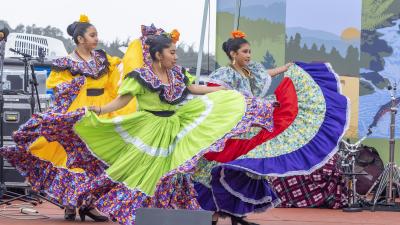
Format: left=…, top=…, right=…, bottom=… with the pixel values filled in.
left=1, top=24, right=276, bottom=224
left=67, top=25, right=275, bottom=224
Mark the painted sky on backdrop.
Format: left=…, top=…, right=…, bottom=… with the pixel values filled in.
left=286, top=0, right=362, bottom=35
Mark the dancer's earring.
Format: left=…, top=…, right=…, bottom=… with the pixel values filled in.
left=232, top=58, right=236, bottom=65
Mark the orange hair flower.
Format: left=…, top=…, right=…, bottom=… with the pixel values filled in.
left=79, top=14, right=90, bottom=23
left=170, top=29, right=180, bottom=44
left=231, top=30, right=246, bottom=39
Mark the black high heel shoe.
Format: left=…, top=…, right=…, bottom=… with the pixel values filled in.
left=230, top=215, right=259, bottom=225
left=64, top=207, right=76, bottom=221
left=212, top=212, right=219, bottom=225
left=78, top=206, right=109, bottom=222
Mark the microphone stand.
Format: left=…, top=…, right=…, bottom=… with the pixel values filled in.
left=29, top=62, right=42, bottom=113
left=9, top=48, right=41, bottom=113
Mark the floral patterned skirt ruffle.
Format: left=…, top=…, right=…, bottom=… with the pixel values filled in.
left=193, top=62, right=350, bottom=216
left=1, top=75, right=278, bottom=225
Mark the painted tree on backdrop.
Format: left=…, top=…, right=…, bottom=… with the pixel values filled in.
left=286, top=33, right=360, bottom=75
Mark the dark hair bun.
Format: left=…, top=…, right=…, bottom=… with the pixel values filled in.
left=145, top=35, right=156, bottom=46
left=144, top=35, right=173, bottom=61
left=67, top=22, right=78, bottom=37
left=66, top=22, right=94, bottom=44
left=222, top=39, right=232, bottom=54
left=221, top=37, right=249, bottom=60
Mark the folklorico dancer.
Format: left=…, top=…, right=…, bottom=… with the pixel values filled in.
left=192, top=30, right=350, bottom=225
left=1, top=24, right=276, bottom=225
left=1, top=15, right=136, bottom=222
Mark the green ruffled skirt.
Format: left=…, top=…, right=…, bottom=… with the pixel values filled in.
left=74, top=90, right=247, bottom=195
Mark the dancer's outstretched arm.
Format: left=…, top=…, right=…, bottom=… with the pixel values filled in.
left=187, top=84, right=226, bottom=95
left=89, top=94, right=133, bottom=115
left=267, top=62, right=293, bottom=77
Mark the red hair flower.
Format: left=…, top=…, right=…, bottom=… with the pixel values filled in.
left=231, top=30, right=246, bottom=39
left=170, top=29, right=180, bottom=43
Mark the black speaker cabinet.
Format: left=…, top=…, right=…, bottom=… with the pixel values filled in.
left=2, top=140, right=26, bottom=185
left=2, top=94, right=32, bottom=141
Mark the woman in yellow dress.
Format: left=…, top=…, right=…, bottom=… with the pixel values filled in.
left=27, top=15, right=136, bottom=221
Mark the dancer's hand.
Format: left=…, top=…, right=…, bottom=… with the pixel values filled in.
left=88, top=106, right=101, bottom=115
left=272, top=101, right=280, bottom=108
left=268, top=63, right=293, bottom=77
left=285, top=62, right=294, bottom=70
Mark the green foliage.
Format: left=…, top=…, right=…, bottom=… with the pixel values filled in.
left=3, top=22, right=75, bottom=52
left=0, top=20, right=12, bottom=31
left=362, top=0, right=396, bottom=31
left=176, top=43, right=217, bottom=74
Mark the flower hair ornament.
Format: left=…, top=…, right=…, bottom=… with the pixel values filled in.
left=67, top=14, right=91, bottom=38
left=231, top=30, right=246, bottom=39
left=162, top=29, right=180, bottom=44
left=79, top=14, right=90, bottom=23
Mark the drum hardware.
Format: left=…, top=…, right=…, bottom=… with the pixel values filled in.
left=370, top=82, right=400, bottom=212
left=339, top=81, right=400, bottom=212
left=339, top=131, right=371, bottom=212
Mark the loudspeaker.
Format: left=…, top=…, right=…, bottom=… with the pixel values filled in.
left=1, top=69, right=48, bottom=95
left=2, top=94, right=32, bottom=141
left=2, top=94, right=51, bottom=141
left=1, top=70, right=24, bottom=92
left=135, top=208, right=212, bottom=225
left=2, top=140, right=26, bottom=185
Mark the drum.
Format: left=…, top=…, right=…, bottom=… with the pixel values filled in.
left=354, top=145, right=384, bottom=195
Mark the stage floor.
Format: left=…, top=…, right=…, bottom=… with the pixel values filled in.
left=0, top=201, right=399, bottom=225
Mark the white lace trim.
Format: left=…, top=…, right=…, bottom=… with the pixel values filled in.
left=219, top=168, right=274, bottom=204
